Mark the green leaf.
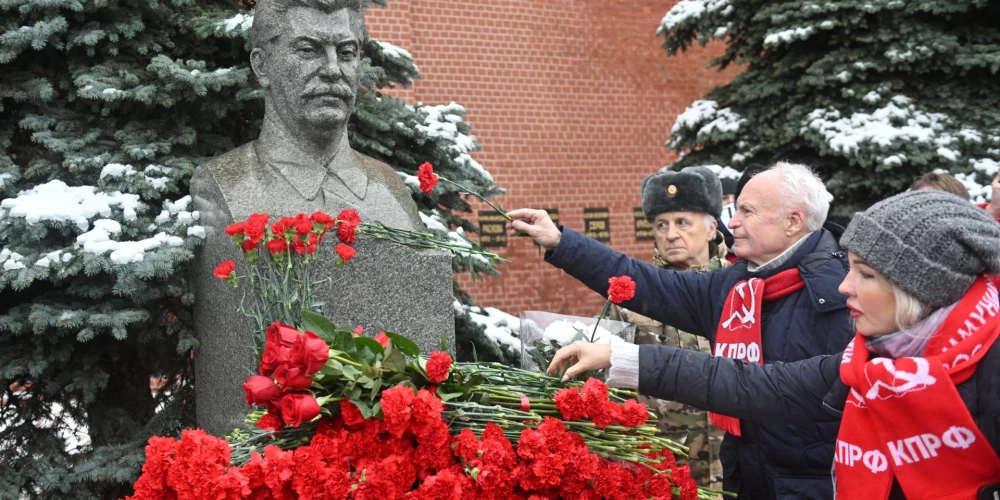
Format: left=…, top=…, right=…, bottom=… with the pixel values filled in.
left=321, top=358, right=344, bottom=376
left=369, top=376, right=382, bottom=401
left=385, top=331, right=418, bottom=357
left=340, top=364, right=363, bottom=381
left=437, top=390, right=464, bottom=402
left=440, top=330, right=449, bottom=352
left=383, top=349, right=406, bottom=373
left=301, top=310, right=337, bottom=341
left=354, top=336, right=384, bottom=354
left=360, top=361, right=380, bottom=379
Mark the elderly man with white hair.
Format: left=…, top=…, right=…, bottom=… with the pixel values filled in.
left=508, top=162, right=853, bottom=500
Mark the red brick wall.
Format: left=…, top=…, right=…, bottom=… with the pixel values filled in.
left=367, top=0, right=737, bottom=317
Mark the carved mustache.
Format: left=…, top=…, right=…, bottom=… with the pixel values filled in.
left=302, top=86, right=353, bottom=99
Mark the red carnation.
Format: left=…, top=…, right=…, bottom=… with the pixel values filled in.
left=242, top=239, right=257, bottom=253
left=425, top=351, right=453, bottom=384
left=613, top=399, right=649, bottom=428
left=279, top=393, right=320, bottom=427
left=266, top=238, right=288, bottom=254
left=224, top=222, right=245, bottom=236
left=336, top=243, right=356, bottom=263
left=244, top=213, right=268, bottom=243
left=291, top=233, right=316, bottom=255
left=337, top=209, right=360, bottom=225
left=553, top=387, right=587, bottom=421
left=243, top=375, right=281, bottom=406
left=310, top=211, right=333, bottom=225
left=607, top=275, right=636, bottom=304
left=289, top=331, right=329, bottom=374
left=374, top=331, right=390, bottom=348
left=337, top=221, right=357, bottom=244
left=417, top=162, right=438, bottom=194
left=255, top=412, right=283, bottom=432
left=340, top=399, right=366, bottom=428
left=294, top=213, right=313, bottom=234
left=271, top=216, right=294, bottom=236
left=380, top=385, right=415, bottom=437
left=213, top=260, right=235, bottom=279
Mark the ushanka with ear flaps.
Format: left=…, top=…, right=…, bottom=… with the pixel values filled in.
left=640, top=166, right=723, bottom=222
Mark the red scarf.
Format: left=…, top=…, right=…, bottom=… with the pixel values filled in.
left=710, top=268, right=805, bottom=436
left=836, top=277, right=1000, bottom=499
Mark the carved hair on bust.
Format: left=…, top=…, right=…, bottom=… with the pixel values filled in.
left=252, top=0, right=365, bottom=49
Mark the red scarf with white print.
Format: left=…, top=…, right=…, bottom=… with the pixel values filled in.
left=710, top=268, right=805, bottom=436
left=835, top=277, right=1000, bottom=500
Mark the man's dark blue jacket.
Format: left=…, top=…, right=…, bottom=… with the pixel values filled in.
left=546, top=227, right=854, bottom=500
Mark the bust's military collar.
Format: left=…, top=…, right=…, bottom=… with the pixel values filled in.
left=255, top=118, right=368, bottom=201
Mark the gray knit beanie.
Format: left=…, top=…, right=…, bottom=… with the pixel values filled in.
left=840, top=190, right=1000, bottom=308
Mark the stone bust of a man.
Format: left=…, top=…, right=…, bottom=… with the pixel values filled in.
left=189, top=0, right=454, bottom=437
left=194, top=0, right=420, bottom=228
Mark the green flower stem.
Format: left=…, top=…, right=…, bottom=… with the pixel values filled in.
left=437, top=176, right=511, bottom=221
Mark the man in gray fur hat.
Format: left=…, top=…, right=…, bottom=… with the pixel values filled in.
left=610, top=166, right=729, bottom=488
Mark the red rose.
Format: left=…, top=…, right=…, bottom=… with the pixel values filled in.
left=224, top=222, right=245, bottom=236
left=260, top=322, right=299, bottom=375
left=337, top=221, right=357, bottom=244
left=337, top=209, right=361, bottom=225
left=279, top=393, right=320, bottom=427
left=266, top=321, right=300, bottom=348
left=311, top=211, right=333, bottom=225
left=417, top=162, right=438, bottom=194
left=336, top=243, right=356, bottom=263
left=351, top=325, right=364, bottom=337
left=340, top=399, right=366, bottom=427
left=425, top=351, right=453, bottom=384
left=274, top=364, right=313, bottom=390
left=607, top=275, right=636, bottom=304
left=289, top=331, right=329, bottom=374
left=374, top=331, right=390, bottom=348
left=242, top=375, right=281, bottom=406
left=258, top=338, right=290, bottom=377
left=213, top=260, right=235, bottom=279
left=266, top=238, right=288, bottom=254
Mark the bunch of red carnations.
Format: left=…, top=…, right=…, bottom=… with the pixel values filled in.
left=554, top=378, right=649, bottom=429
left=126, top=385, right=700, bottom=500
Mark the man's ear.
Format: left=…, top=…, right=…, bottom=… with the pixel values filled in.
left=250, top=48, right=270, bottom=88
left=786, top=208, right=805, bottom=235
left=707, top=219, right=718, bottom=239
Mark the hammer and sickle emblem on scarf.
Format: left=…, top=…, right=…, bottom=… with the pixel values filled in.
left=721, top=279, right=759, bottom=329
left=865, top=357, right=937, bottom=400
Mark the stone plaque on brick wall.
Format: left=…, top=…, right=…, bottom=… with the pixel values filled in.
left=584, top=207, right=611, bottom=242
left=634, top=207, right=654, bottom=241
left=478, top=210, right=508, bottom=247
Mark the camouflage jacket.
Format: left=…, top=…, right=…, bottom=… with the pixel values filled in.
left=609, top=231, right=729, bottom=489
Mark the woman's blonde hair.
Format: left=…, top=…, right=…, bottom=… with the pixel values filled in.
left=878, top=273, right=932, bottom=330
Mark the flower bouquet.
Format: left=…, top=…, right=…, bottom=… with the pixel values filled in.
left=126, top=208, right=726, bottom=499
